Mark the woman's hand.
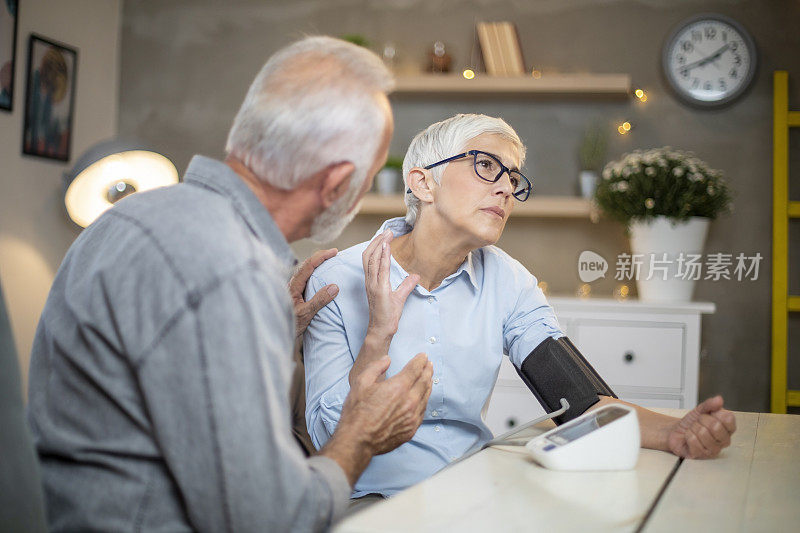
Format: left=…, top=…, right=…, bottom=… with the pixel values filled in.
left=363, top=229, right=420, bottom=340
left=350, top=230, right=419, bottom=385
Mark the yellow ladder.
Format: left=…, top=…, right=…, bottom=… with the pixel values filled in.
left=772, top=71, right=800, bottom=413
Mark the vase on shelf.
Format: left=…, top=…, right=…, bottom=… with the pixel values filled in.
left=579, top=170, right=598, bottom=198
left=375, top=167, right=401, bottom=195
left=629, top=216, right=709, bottom=303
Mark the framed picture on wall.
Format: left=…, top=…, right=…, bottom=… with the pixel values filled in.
left=0, top=0, right=19, bottom=111
left=22, top=34, right=78, bottom=161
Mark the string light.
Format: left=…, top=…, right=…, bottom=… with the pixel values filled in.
left=531, top=68, right=542, bottom=79
left=634, top=88, right=648, bottom=102
left=618, top=121, right=632, bottom=135
left=462, top=69, right=475, bottom=80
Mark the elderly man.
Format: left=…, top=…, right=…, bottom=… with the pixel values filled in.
left=27, top=37, right=432, bottom=532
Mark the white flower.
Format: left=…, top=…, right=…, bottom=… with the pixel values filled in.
left=622, top=167, right=631, bottom=177
left=690, top=173, right=703, bottom=182
left=673, top=167, right=685, bottom=177
left=612, top=181, right=629, bottom=192
left=645, top=167, right=656, bottom=176
left=645, top=198, right=655, bottom=209
left=602, top=168, right=612, bottom=180
left=707, top=185, right=715, bottom=195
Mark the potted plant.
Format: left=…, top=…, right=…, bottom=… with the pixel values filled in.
left=595, top=147, right=732, bottom=302
left=577, top=124, right=607, bottom=198
left=375, top=156, right=404, bottom=195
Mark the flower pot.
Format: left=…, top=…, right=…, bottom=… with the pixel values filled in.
left=629, top=216, right=709, bottom=302
left=579, top=170, right=598, bottom=199
left=375, top=168, right=401, bottom=195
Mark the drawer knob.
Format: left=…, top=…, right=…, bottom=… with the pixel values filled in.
left=624, top=351, right=635, bottom=363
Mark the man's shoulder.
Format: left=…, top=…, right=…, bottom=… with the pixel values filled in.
left=107, top=183, right=274, bottom=287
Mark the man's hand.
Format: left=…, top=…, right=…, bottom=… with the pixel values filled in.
left=321, top=353, right=433, bottom=486
left=667, top=395, right=736, bottom=459
left=289, top=248, right=339, bottom=339
left=343, top=353, right=433, bottom=455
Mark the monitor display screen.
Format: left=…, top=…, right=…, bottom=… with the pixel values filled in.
left=547, top=406, right=629, bottom=445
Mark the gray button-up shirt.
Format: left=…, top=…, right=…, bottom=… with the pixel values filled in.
left=27, top=156, right=351, bottom=532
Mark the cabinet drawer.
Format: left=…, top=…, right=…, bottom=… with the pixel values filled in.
left=574, top=322, right=684, bottom=390
left=484, top=385, right=545, bottom=437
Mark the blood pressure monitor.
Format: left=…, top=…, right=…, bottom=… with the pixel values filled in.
left=525, top=404, right=640, bottom=471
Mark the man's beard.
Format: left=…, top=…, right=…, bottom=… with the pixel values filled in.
left=309, top=171, right=366, bottom=244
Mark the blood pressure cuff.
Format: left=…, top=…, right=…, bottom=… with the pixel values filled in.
left=514, top=336, right=617, bottom=425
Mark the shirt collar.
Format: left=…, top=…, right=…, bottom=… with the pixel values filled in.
left=376, top=217, right=479, bottom=291
left=183, top=155, right=297, bottom=268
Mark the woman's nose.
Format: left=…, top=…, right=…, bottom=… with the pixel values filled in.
left=494, top=172, right=514, bottom=195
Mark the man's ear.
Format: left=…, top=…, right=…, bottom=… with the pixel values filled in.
left=406, top=168, right=436, bottom=204
left=319, top=161, right=356, bottom=209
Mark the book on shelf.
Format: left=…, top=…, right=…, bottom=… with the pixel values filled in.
left=477, top=21, right=525, bottom=76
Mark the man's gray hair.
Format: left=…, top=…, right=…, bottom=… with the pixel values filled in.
left=402, top=114, right=526, bottom=226
left=226, top=36, right=394, bottom=190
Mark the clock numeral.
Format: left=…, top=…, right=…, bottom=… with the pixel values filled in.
left=677, top=55, right=686, bottom=65
left=704, top=81, right=713, bottom=91
left=704, top=26, right=717, bottom=39
left=692, top=78, right=700, bottom=89
left=719, top=79, right=727, bottom=91
left=691, top=30, right=702, bottom=42
left=681, top=40, right=694, bottom=53
left=733, top=54, right=742, bottom=66
left=680, top=68, right=689, bottom=79
left=730, top=41, right=739, bottom=51
left=730, top=68, right=738, bottom=79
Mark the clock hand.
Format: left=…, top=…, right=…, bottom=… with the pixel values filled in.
left=678, top=44, right=730, bottom=75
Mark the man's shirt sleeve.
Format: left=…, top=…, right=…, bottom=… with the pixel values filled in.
left=303, top=272, right=354, bottom=451
left=134, top=264, right=350, bottom=532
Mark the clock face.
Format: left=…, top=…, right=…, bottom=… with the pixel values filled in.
left=663, top=15, right=757, bottom=107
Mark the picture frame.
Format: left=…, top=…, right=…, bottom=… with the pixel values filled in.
left=22, top=33, right=78, bottom=162
left=0, top=0, right=19, bottom=111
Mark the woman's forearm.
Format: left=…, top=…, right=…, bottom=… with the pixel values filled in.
left=349, top=329, right=394, bottom=386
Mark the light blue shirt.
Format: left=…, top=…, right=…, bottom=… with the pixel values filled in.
left=303, top=217, right=564, bottom=497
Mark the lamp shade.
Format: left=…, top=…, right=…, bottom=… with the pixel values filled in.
left=63, top=139, right=179, bottom=228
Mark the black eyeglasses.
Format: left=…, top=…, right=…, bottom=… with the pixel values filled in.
left=417, top=150, right=532, bottom=202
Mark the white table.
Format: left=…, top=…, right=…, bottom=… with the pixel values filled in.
left=334, top=409, right=800, bottom=532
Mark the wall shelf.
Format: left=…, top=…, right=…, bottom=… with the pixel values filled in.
left=358, top=193, right=593, bottom=218
left=392, top=73, right=632, bottom=99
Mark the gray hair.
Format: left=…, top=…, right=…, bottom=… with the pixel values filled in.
left=402, top=114, right=526, bottom=226
left=226, top=36, right=394, bottom=190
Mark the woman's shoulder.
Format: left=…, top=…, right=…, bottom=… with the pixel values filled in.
left=478, top=245, right=531, bottom=276
left=308, top=241, right=369, bottom=284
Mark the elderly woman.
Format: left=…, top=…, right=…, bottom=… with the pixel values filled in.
left=303, top=114, right=736, bottom=498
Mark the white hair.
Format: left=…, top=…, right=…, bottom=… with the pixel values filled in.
left=226, top=36, right=394, bottom=191
left=402, top=114, right=526, bottom=227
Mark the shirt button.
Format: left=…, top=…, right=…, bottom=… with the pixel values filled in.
left=428, top=296, right=435, bottom=304
left=428, top=336, right=436, bottom=344
left=433, top=377, right=440, bottom=384
left=434, top=425, right=441, bottom=432
left=432, top=410, right=439, bottom=417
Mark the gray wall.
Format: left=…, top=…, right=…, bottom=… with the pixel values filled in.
left=0, top=0, right=122, bottom=394
left=119, top=0, right=800, bottom=412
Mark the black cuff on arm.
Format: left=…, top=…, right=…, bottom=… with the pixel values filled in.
left=514, top=336, right=617, bottom=425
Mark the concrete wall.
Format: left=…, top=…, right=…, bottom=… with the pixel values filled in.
left=118, top=0, right=800, bottom=411
left=0, top=0, right=122, bottom=393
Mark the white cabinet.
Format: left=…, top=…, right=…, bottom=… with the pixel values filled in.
left=484, top=297, right=715, bottom=436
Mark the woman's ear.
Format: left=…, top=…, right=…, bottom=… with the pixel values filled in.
left=407, top=168, right=436, bottom=204
left=319, top=161, right=356, bottom=209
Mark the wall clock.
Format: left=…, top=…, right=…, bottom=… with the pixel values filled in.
left=662, top=14, right=757, bottom=107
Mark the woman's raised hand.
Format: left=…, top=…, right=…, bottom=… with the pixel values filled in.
left=362, top=229, right=420, bottom=340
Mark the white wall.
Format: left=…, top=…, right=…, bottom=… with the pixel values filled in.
left=0, top=0, right=122, bottom=394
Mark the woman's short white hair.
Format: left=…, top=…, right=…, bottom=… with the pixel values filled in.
left=402, top=114, right=526, bottom=226
left=226, top=36, right=394, bottom=190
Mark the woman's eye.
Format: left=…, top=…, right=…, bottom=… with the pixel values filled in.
left=510, top=177, right=520, bottom=187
